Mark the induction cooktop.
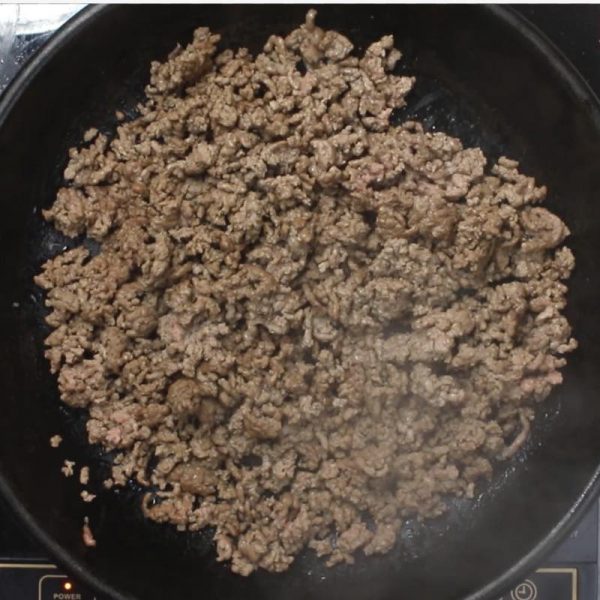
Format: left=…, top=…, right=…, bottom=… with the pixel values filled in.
left=1, top=5, right=599, bottom=600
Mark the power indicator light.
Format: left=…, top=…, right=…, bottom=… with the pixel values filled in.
left=63, top=581, right=73, bottom=591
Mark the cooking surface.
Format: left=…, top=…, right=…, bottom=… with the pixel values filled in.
left=1, top=5, right=600, bottom=600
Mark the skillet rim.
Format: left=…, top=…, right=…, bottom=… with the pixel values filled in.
left=0, top=5, right=599, bottom=600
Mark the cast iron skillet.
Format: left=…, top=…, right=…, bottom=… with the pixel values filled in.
left=1, top=5, right=600, bottom=600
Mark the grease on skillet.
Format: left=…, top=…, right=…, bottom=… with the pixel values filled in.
left=35, top=11, right=575, bottom=575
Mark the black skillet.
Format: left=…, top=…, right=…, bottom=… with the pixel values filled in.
left=1, top=5, right=600, bottom=600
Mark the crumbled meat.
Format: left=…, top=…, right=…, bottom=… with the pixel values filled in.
left=82, top=517, right=96, bottom=547
left=83, top=127, right=99, bottom=143
left=501, top=411, right=532, bottom=459
left=49, top=434, right=62, bottom=448
left=81, top=490, right=96, bottom=503
left=61, top=460, right=75, bottom=477
left=36, top=12, right=575, bottom=576
left=80, top=466, right=90, bottom=485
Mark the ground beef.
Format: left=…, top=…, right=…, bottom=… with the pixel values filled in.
left=35, top=11, right=576, bottom=574
left=81, top=490, right=96, bottom=503
left=80, top=466, right=90, bottom=485
left=61, top=460, right=75, bottom=478
left=82, top=516, right=96, bottom=548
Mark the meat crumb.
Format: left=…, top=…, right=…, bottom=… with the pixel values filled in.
left=79, top=466, right=90, bottom=485
left=82, top=517, right=96, bottom=547
left=49, top=435, right=62, bottom=448
left=501, top=412, right=531, bottom=459
left=81, top=490, right=96, bottom=503
left=61, top=460, right=75, bottom=477
left=83, top=127, right=99, bottom=143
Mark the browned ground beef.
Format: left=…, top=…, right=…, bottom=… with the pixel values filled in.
left=35, top=11, right=576, bottom=575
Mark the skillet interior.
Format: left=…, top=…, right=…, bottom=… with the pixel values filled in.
left=1, top=5, right=600, bottom=600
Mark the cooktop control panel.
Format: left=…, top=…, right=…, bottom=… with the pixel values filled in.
left=0, top=558, right=595, bottom=600
left=0, top=562, right=97, bottom=600
left=499, top=566, right=594, bottom=600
